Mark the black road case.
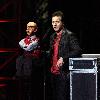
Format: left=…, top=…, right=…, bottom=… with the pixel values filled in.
left=69, top=58, right=97, bottom=100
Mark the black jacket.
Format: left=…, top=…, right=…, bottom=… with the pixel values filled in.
left=49, top=28, right=82, bottom=72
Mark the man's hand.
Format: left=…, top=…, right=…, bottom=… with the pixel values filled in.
left=56, top=57, right=64, bottom=68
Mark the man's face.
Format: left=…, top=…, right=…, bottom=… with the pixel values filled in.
left=26, top=22, right=37, bottom=35
left=52, top=16, right=63, bottom=32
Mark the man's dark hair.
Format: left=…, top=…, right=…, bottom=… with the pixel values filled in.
left=52, top=11, right=64, bottom=23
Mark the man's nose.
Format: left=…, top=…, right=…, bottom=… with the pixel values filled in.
left=26, top=29, right=29, bottom=32
left=53, top=23, right=57, bottom=26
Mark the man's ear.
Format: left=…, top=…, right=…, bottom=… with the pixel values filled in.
left=34, top=27, right=38, bottom=32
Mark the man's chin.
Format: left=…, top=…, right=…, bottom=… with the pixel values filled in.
left=54, top=29, right=59, bottom=32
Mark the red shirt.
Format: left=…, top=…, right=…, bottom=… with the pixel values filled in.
left=51, top=31, right=62, bottom=75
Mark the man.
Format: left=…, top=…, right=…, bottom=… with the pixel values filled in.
left=48, top=11, right=82, bottom=100
left=16, top=21, right=43, bottom=100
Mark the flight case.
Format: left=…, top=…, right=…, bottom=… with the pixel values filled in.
left=69, top=58, right=97, bottom=100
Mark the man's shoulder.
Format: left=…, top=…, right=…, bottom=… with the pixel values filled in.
left=63, top=28, right=74, bottom=36
left=66, top=29, right=73, bottom=35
